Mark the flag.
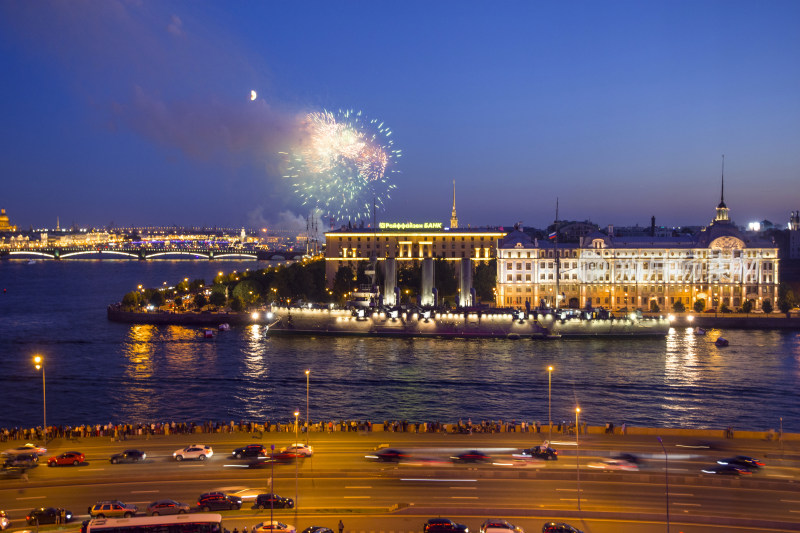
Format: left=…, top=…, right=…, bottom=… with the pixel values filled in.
left=548, top=232, right=557, bottom=240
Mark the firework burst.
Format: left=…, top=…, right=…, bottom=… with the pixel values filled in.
left=284, top=109, right=400, bottom=223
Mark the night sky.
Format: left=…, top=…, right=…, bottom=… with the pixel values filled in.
left=1, top=1, right=799, bottom=231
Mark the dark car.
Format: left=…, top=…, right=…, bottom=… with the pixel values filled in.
left=366, top=448, right=410, bottom=462
left=424, top=518, right=469, bottom=533
left=516, top=446, right=558, bottom=461
left=717, top=455, right=764, bottom=470
left=4, top=452, right=38, bottom=468
left=542, top=523, right=583, bottom=533
left=48, top=451, right=85, bottom=466
left=254, top=493, right=294, bottom=509
left=110, top=449, right=147, bottom=464
left=26, top=507, right=73, bottom=526
left=197, top=492, right=243, bottom=512
left=146, top=499, right=191, bottom=516
left=701, top=464, right=752, bottom=476
left=301, top=528, right=334, bottom=533
left=451, top=450, right=490, bottom=463
left=233, top=444, right=268, bottom=459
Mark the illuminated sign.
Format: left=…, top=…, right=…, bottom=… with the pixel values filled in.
left=379, top=222, right=443, bottom=230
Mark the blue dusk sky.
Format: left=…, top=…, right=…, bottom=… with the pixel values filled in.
left=1, top=1, right=799, bottom=232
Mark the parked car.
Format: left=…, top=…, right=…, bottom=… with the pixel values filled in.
left=233, top=444, right=268, bottom=459
left=197, top=492, right=242, bottom=512
left=254, top=493, right=294, bottom=509
left=365, top=448, right=410, bottom=462
left=110, top=449, right=147, bottom=464
left=253, top=521, right=296, bottom=533
left=26, top=507, right=73, bottom=525
left=173, top=445, right=213, bottom=461
left=48, top=451, right=85, bottom=466
left=89, top=500, right=138, bottom=518
left=0, top=510, right=11, bottom=530
left=146, top=499, right=191, bottom=516
left=2, top=443, right=47, bottom=456
left=424, top=518, right=469, bottom=533
left=542, top=523, right=583, bottom=533
left=280, top=443, right=313, bottom=457
left=514, top=446, right=558, bottom=460
left=480, top=519, right=524, bottom=533
left=451, top=450, right=490, bottom=463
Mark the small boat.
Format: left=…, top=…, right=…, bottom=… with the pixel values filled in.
left=715, top=337, right=729, bottom=347
left=695, top=327, right=706, bottom=335
left=203, top=329, right=214, bottom=338
left=218, top=323, right=231, bottom=331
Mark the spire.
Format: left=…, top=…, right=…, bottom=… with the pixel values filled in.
left=450, top=179, right=458, bottom=229
left=715, top=155, right=730, bottom=222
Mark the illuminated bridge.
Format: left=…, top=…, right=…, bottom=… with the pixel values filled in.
left=0, top=246, right=305, bottom=261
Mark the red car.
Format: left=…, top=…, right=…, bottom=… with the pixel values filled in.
left=48, top=451, right=85, bottom=466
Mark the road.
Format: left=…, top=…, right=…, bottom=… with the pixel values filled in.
left=2, top=431, right=799, bottom=533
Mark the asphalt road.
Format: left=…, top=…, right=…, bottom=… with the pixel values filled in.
left=2, top=431, right=799, bottom=533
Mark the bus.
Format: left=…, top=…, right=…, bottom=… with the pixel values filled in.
left=85, top=513, right=223, bottom=533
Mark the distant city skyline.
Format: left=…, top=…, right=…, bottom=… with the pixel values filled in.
left=1, top=1, right=798, bottom=230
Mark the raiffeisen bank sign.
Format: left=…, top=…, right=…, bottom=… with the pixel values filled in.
left=378, top=222, right=444, bottom=231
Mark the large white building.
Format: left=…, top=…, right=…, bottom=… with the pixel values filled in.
left=497, top=195, right=779, bottom=312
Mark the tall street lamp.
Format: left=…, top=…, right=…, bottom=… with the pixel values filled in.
left=657, top=437, right=669, bottom=533
left=33, top=355, right=46, bottom=443
left=270, top=444, right=275, bottom=527
left=547, top=365, right=553, bottom=442
left=575, top=406, right=581, bottom=512
left=305, top=369, right=310, bottom=445
left=294, top=410, right=299, bottom=508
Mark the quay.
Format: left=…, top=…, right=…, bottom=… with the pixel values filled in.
left=0, top=246, right=303, bottom=261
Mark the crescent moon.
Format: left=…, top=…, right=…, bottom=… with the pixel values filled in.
left=250, top=90, right=257, bottom=101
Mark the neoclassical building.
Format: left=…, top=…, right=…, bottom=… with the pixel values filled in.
left=496, top=196, right=779, bottom=312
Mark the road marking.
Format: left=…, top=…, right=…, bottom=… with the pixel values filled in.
left=556, top=488, right=578, bottom=492
left=781, top=499, right=800, bottom=503
left=179, top=464, right=208, bottom=467
left=790, top=510, right=800, bottom=514
left=81, top=468, right=105, bottom=471
left=343, top=496, right=370, bottom=499
left=673, top=503, right=701, bottom=507
left=768, top=474, right=794, bottom=478
left=16, top=496, right=46, bottom=500
left=669, top=493, right=694, bottom=497
left=345, top=486, right=372, bottom=489
left=400, top=478, right=476, bottom=482
left=451, top=496, right=478, bottom=499
left=559, top=498, right=586, bottom=501
left=132, top=490, right=159, bottom=493
left=449, top=486, right=476, bottom=490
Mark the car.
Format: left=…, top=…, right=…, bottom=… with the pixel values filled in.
left=702, top=464, right=752, bottom=476
left=717, top=455, right=764, bottom=470
left=300, top=527, right=333, bottom=533
left=451, top=450, right=490, bottom=463
left=48, top=451, right=85, bottom=466
left=197, top=492, right=242, bottom=512
left=542, top=523, right=583, bottom=533
left=254, top=521, right=296, bottom=533
left=248, top=452, right=297, bottom=468
left=254, top=493, right=294, bottom=509
left=586, top=459, right=638, bottom=471
left=480, top=519, right=524, bottom=533
left=280, top=443, right=313, bottom=457
left=26, top=507, right=73, bottom=525
left=173, top=444, right=213, bottom=461
left=514, top=446, right=558, bottom=461
left=233, top=444, right=268, bottom=459
left=4, top=452, right=38, bottom=468
left=110, top=449, right=147, bottom=464
left=146, top=499, right=191, bottom=516
left=0, top=510, right=11, bottom=530
left=89, top=500, right=138, bottom=518
left=2, top=443, right=47, bottom=456
left=365, top=448, right=410, bottom=462
left=424, top=518, right=469, bottom=533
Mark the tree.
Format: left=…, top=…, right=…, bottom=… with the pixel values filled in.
left=742, top=299, right=753, bottom=314
left=193, top=293, right=208, bottom=309
left=693, top=298, right=705, bottom=313
left=121, top=291, right=142, bottom=309
left=173, top=296, right=183, bottom=308
left=149, top=290, right=164, bottom=308
left=189, top=278, right=206, bottom=292
left=672, top=301, right=685, bottom=313
left=332, top=266, right=354, bottom=303
left=209, top=286, right=227, bottom=307
left=434, top=257, right=458, bottom=303
left=176, top=280, right=190, bottom=294
left=720, top=303, right=731, bottom=313
left=230, top=296, right=245, bottom=312
left=649, top=300, right=660, bottom=313
left=777, top=282, right=796, bottom=314
left=473, top=260, right=497, bottom=302
left=232, top=279, right=263, bottom=305
left=762, top=299, right=773, bottom=313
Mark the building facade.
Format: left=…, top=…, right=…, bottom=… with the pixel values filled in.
left=496, top=199, right=779, bottom=312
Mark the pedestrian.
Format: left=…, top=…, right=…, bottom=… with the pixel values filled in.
left=338, top=520, right=344, bottom=533
left=621, top=423, right=627, bottom=435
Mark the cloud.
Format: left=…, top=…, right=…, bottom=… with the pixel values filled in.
left=167, top=15, right=183, bottom=37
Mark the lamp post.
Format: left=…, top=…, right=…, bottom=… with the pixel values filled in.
left=294, top=410, right=299, bottom=508
left=33, top=355, right=46, bottom=443
left=547, top=365, right=553, bottom=442
left=270, top=444, right=275, bottom=526
left=657, top=437, right=669, bottom=533
left=305, top=369, right=310, bottom=445
left=575, top=406, right=581, bottom=512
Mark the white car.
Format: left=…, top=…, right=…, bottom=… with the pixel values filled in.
left=253, top=521, right=295, bottom=533
left=173, top=444, right=213, bottom=461
left=587, top=459, right=638, bottom=471
left=2, top=443, right=47, bottom=456
left=480, top=519, right=524, bottom=533
left=280, top=443, right=313, bottom=457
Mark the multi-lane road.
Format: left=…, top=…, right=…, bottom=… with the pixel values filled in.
left=2, top=431, right=799, bottom=533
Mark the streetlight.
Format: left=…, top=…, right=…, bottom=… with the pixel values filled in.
left=547, top=366, right=553, bottom=442
left=33, top=355, right=46, bottom=443
left=305, top=369, right=310, bottom=445
left=575, top=406, right=581, bottom=512
left=270, top=444, right=275, bottom=527
left=294, top=410, right=299, bottom=508
left=657, top=437, right=669, bottom=533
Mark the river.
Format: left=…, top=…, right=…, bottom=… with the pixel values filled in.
left=1, top=259, right=798, bottom=432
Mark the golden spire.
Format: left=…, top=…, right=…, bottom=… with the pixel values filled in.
left=450, top=180, right=458, bottom=229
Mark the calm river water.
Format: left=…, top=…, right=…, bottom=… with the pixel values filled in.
left=1, top=259, right=799, bottom=431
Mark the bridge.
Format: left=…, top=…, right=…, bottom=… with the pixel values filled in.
left=0, top=246, right=306, bottom=261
